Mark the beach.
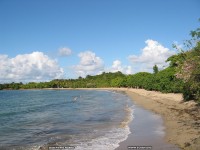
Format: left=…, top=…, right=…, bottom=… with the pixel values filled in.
left=125, top=88, right=200, bottom=150
left=91, top=88, right=200, bottom=150
left=116, top=103, right=180, bottom=150
left=29, top=88, right=200, bottom=149
left=74, top=88, right=200, bottom=149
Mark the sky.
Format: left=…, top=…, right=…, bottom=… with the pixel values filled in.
left=0, top=0, right=199, bottom=83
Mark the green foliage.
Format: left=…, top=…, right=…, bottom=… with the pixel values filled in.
left=172, top=24, right=200, bottom=102
left=126, top=69, right=184, bottom=93
left=153, top=65, right=159, bottom=74
left=183, top=79, right=200, bottom=102
left=181, top=43, right=200, bottom=102
left=111, top=76, right=126, bottom=87
left=166, top=53, right=185, bottom=68
left=0, top=68, right=184, bottom=94
left=155, top=68, right=183, bottom=93
left=0, top=82, right=23, bottom=90
left=126, top=72, right=152, bottom=88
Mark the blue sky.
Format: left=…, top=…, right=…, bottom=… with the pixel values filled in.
left=0, top=0, right=199, bottom=82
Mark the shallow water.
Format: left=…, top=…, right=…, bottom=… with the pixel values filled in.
left=116, top=104, right=180, bottom=150
left=0, top=90, right=133, bottom=150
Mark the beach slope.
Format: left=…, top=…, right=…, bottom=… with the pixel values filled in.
left=120, top=88, right=200, bottom=150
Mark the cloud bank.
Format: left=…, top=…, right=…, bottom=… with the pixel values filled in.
left=0, top=52, right=64, bottom=83
left=74, top=51, right=104, bottom=77
left=73, top=51, right=132, bottom=77
left=0, top=39, right=175, bottom=82
left=109, top=60, right=132, bottom=74
left=129, top=39, right=175, bottom=71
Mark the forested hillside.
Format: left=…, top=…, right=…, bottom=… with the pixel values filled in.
left=0, top=27, right=199, bottom=102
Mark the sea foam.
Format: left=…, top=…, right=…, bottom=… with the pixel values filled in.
left=74, top=106, right=134, bottom=150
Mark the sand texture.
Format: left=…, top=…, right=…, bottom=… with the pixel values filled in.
left=119, top=88, right=200, bottom=150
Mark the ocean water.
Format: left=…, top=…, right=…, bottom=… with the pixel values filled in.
left=0, top=90, right=133, bottom=150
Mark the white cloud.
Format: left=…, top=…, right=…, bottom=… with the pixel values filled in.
left=74, top=51, right=104, bottom=77
left=129, top=39, right=175, bottom=71
left=58, top=47, right=72, bottom=56
left=0, top=52, right=64, bottom=83
left=108, top=60, right=132, bottom=74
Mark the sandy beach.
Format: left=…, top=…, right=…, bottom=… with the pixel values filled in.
left=124, top=88, right=200, bottom=150
left=44, top=87, right=200, bottom=149
left=116, top=103, right=180, bottom=150
left=72, top=88, right=200, bottom=150
left=110, top=88, right=200, bottom=149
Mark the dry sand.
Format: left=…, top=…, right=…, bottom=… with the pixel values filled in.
left=125, top=88, right=200, bottom=150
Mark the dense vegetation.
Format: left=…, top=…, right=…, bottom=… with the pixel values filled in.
left=173, top=27, right=200, bottom=102
left=0, top=27, right=199, bottom=103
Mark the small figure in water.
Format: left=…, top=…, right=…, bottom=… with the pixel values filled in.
left=72, top=96, right=78, bottom=102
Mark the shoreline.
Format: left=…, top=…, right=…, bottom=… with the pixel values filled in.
left=116, top=103, right=180, bottom=150
left=72, top=88, right=200, bottom=149
left=124, top=88, right=200, bottom=150
left=7, top=88, right=200, bottom=149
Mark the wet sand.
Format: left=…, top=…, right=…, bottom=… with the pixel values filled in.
left=116, top=104, right=179, bottom=150
left=124, top=89, right=200, bottom=150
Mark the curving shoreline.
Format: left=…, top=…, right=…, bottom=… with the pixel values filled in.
left=72, top=88, right=200, bottom=149
left=124, top=88, right=200, bottom=150
left=34, top=87, right=200, bottom=149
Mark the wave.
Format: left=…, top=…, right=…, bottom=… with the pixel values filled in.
left=0, top=90, right=134, bottom=150
left=74, top=106, right=134, bottom=150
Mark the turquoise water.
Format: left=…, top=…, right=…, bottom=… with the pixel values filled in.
left=0, top=90, right=133, bottom=150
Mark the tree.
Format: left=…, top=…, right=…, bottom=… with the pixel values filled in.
left=153, top=65, right=159, bottom=74
left=111, top=77, right=125, bottom=87
left=171, top=23, right=200, bottom=102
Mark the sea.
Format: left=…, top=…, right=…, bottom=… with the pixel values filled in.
left=0, top=89, right=134, bottom=150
